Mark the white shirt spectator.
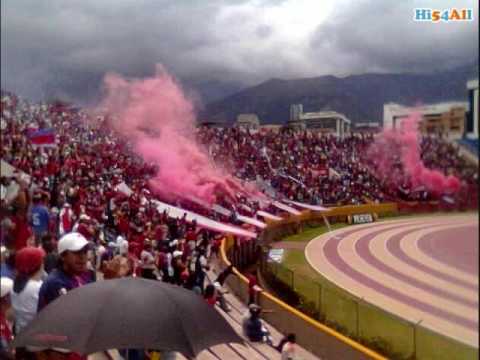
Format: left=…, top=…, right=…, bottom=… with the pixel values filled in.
left=281, top=342, right=297, bottom=360
left=11, top=279, right=43, bottom=334
left=140, top=250, right=155, bottom=270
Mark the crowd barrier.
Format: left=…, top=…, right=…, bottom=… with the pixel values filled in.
left=222, top=202, right=478, bottom=360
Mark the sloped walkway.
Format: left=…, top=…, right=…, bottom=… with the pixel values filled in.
left=200, top=267, right=320, bottom=360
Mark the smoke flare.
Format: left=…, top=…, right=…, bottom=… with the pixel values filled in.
left=368, top=111, right=461, bottom=196
left=97, top=64, right=255, bottom=204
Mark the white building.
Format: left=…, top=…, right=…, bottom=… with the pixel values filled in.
left=236, top=113, right=260, bottom=129
left=383, top=101, right=468, bottom=139
left=466, top=79, right=478, bottom=139
left=288, top=104, right=351, bottom=137
left=354, top=122, right=381, bottom=132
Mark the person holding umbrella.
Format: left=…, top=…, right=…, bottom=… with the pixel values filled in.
left=14, top=277, right=243, bottom=359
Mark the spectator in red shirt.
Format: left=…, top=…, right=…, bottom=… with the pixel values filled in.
left=204, top=284, right=217, bottom=307
left=10, top=208, right=34, bottom=251
left=247, top=269, right=262, bottom=305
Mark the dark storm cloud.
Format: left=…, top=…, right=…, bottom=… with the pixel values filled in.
left=1, top=0, right=478, bottom=104
left=309, top=0, right=478, bottom=75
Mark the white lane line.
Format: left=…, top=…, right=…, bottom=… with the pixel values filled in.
left=370, top=223, right=478, bottom=300
left=305, top=229, right=478, bottom=347
left=401, top=224, right=478, bottom=286
left=338, top=223, right=477, bottom=320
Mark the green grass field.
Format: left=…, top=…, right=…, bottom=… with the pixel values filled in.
left=281, top=222, right=348, bottom=243
left=274, top=217, right=477, bottom=360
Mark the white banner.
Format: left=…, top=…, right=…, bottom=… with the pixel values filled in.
left=283, top=199, right=330, bottom=212
left=272, top=201, right=302, bottom=215
left=154, top=200, right=257, bottom=239
left=236, top=214, right=267, bottom=229
left=257, top=210, right=282, bottom=221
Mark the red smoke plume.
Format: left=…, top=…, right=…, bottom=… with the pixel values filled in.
left=368, top=111, right=460, bottom=196
left=98, top=64, right=256, bottom=204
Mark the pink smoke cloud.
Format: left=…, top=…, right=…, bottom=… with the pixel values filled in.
left=97, top=64, right=256, bottom=204
left=368, top=111, right=460, bottom=196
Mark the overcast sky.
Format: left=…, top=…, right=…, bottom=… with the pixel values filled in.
left=1, top=0, right=478, bottom=104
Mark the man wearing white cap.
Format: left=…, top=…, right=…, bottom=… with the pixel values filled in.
left=1, top=277, right=14, bottom=359
left=37, top=232, right=94, bottom=312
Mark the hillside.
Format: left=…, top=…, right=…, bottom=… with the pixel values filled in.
left=200, top=63, right=478, bottom=125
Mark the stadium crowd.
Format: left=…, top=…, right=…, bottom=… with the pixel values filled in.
left=0, top=90, right=477, bottom=358
left=0, top=91, right=300, bottom=359
left=196, top=126, right=478, bottom=205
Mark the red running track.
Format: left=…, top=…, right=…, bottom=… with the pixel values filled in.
left=305, top=214, right=478, bottom=347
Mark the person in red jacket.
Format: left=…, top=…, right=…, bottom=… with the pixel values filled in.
left=10, top=209, right=34, bottom=251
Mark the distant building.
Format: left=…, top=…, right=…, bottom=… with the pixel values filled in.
left=259, top=124, right=282, bottom=132
left=466, top=79, right=478, bottom=139
left=288, top=104, right=351, bottom=137
left=290, top=104, right=303, bottom=121
left=383, top=102, right=468, bottom=139
left=236, top=113, right=260, bottom=129
left=353, top=122, right=381, bottom=133
left=198, top=118, right=227, bottom=128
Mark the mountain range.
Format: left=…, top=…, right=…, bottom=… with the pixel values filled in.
left=198, top=63, right=478, bottom=125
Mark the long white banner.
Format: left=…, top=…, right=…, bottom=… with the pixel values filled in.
left=283, top=199, right=330, bottom=212
left=154, top=200, right=257, bottom=239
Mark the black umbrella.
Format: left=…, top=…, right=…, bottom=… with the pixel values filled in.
left=13, top=277, right=243, bottom=357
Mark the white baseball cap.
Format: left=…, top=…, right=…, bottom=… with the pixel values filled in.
left=1, top=277, right=13, bottom=298
left=58, top=232, right=89, bottom=255
left=173, top=250, right=183, bottom=258
left=119, top=240, right=129, bottom=255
